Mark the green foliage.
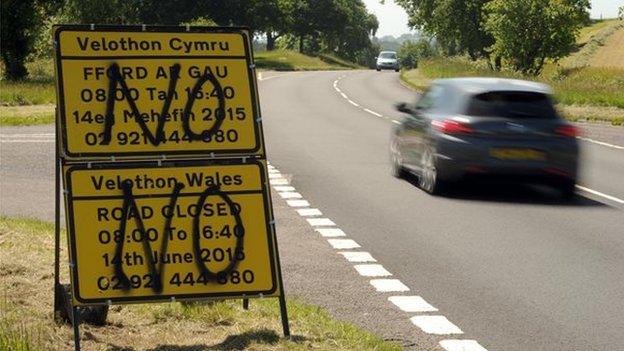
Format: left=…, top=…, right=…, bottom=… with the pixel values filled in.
left=395, top=0, right=493, bottom=58
left=484, top=0, right=590, bottom=75
left=397, top=39, right=436, bottom=69
left=410, top=57, right=624, bottom=108
left=1, top=0, right=39, bottom=80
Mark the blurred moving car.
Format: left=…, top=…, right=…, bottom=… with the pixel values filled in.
left=376, top=51, right=399, bottom=72
left=391, top=78, right=580, bottom=198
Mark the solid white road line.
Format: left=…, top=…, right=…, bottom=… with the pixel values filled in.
left=370, top=279, right=410, bottom=292
left=578, top=137, right=624, bottom=150
left=392, top=120, right=401, bottom=124
left=388, top=296, right=438, bottom=313
left=327, top=239, right=361, bottom=249
left=339, top=251, right=377, bottom=262
left=316, top=228, right=346, bottom=237
left=296, top=208, right=323, bottom=217
left=353, top=264, right=392, bottom=277
left=268, top=173, right=282, bottom=179
left=364, top=108, right=383, bottom=117
left=286, top=199, right=310, bottom=207
left=278, top=192, right=303, bottom=199
left=410, top=316, right=464, bottom=335
left=439, top=340, right=488, bottom=351
left=306, top=218, right=336, bottom=227
left=576, top=185, right=624, bottom=204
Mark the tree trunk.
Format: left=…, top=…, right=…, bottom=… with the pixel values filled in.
left=266, top=32, right=275, bottom=51
left=299, top=35, right=304, bottom=53
left=1, top=53, right=28, bottom=80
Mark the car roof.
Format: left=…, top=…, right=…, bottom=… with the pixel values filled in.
left=434, top=77, right=553, bottom=95
left=379, top=51, right=397, bottom=54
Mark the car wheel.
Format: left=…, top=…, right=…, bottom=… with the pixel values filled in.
left=391, top=140, right=406, bottom=178
left=394, top=68, right=400, bottom=72
left=558, top=179, right=576, bottom=200
left=419, top=147, right=444, bottom=195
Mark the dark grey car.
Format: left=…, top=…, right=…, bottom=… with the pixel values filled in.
left=391, top=78, right=580, bottom=198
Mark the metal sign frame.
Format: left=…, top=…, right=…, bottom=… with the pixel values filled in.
left=52, top=24, right=290, bottom=351
left=54, top=25, right=264, bottom=160
left=63, top=160, right=280, bottom=304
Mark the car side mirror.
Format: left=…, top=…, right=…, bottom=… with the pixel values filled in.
left=395, top=102, right=412, bottom=113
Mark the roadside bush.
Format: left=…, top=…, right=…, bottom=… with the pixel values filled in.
left=397, top=40, right=435, bottom=69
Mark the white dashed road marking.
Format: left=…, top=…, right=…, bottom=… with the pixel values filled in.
left=273, top=186, right=296, bottom=192
left=306, top=218, right=336, bottom=227
left=370, top=279, right=410, bottom=292
left=286, top=199, right=310, bottom=207
left=278, top=192, right=303, bottom=199
left=296, top=208, right=323, bottom=217
left=339, top=251, right=376, bottom=262
left=388, top=296, right=438, bottom=313
left=410, top=316, right=464, bottom=335
left=439, top=339, right=489, bottom=351
left=327, top=239, right=361, bottom=249
left=315, top=228, right=346, bottom=237
left=270, top=178, right=289, bottom=185
left=353, top=264, right=392, bottom=277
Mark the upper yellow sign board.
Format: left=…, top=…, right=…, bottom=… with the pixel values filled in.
left=53, top=25, right=263, bottom=159
left=64, top=160, right=279, bottom=304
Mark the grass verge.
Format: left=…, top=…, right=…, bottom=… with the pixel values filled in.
left=255, top=50, right=359, bottom=71
left=400, top=58, right=624, bottom=125
left=0, top=217, right=402, bottom=351
left=0, top=105, right=55, bottom=126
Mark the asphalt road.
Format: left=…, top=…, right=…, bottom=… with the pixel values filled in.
left=1, top=70, right=623, bottom=350
left=259, top=70, right=624, bottom=351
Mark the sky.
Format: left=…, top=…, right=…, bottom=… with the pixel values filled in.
left=362, top=0, right=624, bottom=38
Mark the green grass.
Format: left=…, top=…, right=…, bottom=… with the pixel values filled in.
left=255, top=50, right=359, bottom=71
left=561, top=20, right=624, bottom=68
left=0, top=59, right=56, bottom=106
left=0, top=217, right=402, bottom=351
left=403, top=57, right=624, bottom=108
left=0, top=105, right=55, bottom=126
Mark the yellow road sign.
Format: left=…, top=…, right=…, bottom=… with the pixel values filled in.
left=63, top=161, right=279, bottom=304
left=54, top=25, right=263, bottom=159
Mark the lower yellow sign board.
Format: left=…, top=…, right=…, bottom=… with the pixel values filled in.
left=63, top=160, right=279, bottom=304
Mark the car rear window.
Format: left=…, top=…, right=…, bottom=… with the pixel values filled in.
left=466, top=91, right=557, bottom=119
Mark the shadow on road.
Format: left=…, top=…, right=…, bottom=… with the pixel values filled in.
left=402, top=174, right=609, bottom=207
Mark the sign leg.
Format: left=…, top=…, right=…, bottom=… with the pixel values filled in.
left=72, top=306, right=81, bottom=351
left=278, top=293, right=290, bottom=337
left=54, top=114, right=62, bottom=320
left=243, top=298, right=249, bottom=310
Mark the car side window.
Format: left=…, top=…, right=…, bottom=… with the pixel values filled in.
left=415, top=85, right=442, bottom=112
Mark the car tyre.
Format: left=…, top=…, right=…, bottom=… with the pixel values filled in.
left=394, top=68, right=400, bottom=72
left=391, top=141, right=406, bottom=178
left=376, top=67, right=381, bottom=71
left=558, top=179, right=576, bottom=200
left=419, top=147, right=445, bottom=195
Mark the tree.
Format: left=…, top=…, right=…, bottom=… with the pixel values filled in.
left=1, top=0, right=61, bottom=80
left=395, top=0, right=493, bottom=59
left=484, top=0, right=590, bottom=75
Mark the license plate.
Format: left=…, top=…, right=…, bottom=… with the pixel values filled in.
left=489, top=148, right=546, bottom=161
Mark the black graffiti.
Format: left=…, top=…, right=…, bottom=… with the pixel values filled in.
left=113, top=181, right=245, bottom=293
left=101, top=63, right=226, bottom=146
